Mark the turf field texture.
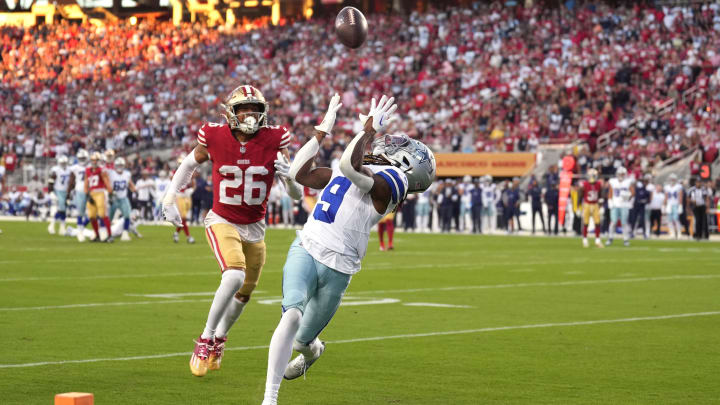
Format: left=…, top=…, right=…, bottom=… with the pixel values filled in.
left=0, top=221, right=719, bottom=405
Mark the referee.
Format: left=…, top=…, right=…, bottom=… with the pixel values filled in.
left=689, top=179, right=711, bottom=240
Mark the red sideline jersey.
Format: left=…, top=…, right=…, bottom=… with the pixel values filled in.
left=86, top=166, right=107, bottom=191
left=198, top=122, right=291, bottom=225
left=582, top=180, right=602, bottom=204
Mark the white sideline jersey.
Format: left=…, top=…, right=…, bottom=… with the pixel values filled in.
left=481, top=183, right=497, bottom=208
left=51, top=166, right=72, bottom=192
left=300, top=165, right=408, bottom=275
left=154, top=178, right=171, bottom=202
left=609, top=177, right=634, bottom=208
left=69, top=164, right=86, bottom=192
left=664, top=183, right=683, bottom=205
left=110, top=170, right=132, bottom=199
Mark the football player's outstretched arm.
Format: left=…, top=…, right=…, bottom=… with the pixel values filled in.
left=162, top=145, right=209, bottom=226
left=288, top=94, right=343, bottom=190
left=339, top=95, right=398, bottom=214
left=274, top=149, right=303, bottom=200
left=288, top=130, right=333, bottom=190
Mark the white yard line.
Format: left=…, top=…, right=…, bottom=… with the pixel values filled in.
left=403, top=303, right=473, bottom=308
left=348, top=274, right=720, bottom=295
left=2, top=274, right=720, bottom=311
left=1, top=310, right=717, bottom=369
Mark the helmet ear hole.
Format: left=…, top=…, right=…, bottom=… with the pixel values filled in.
left=402, top=156, right=410, bottom=167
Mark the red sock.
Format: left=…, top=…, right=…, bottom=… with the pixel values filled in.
left=582, top=224, right=588, bottom=238
left=378, top=222, right=386, bottom=247
left=103, top=217, right=112, bottom=236
left=595, top=224, right=601, bottom=238
left=387, top=220, right=394, bottom=247
left=181, top=219, right=190, bottom=237
left=91, top=218, right=100, bottom=238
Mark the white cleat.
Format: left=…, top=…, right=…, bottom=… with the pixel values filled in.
left=284, top=341, right=325, bottom=380
left=121, top=231, right=131, bottom=242
left=77, top=230, right=86, bottom=243
left=58, top=224, right=66, bottom=236
left=48, top=223, right=56, bottom=235
left=173, top=232, right=179, bottom=243
left=595, top=240, right=604, bottom=248
left=582, top=239, right=589, bottom=248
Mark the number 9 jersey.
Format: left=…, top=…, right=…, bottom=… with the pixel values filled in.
left=300, top=165, right=408, bottom=275
left=198, top=122, right=291, bottom=225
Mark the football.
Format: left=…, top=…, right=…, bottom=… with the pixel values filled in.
left=335, top=6, right=368, bottom=49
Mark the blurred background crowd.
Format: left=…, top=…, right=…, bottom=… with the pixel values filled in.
left=1, top=1, right=719, bottom=238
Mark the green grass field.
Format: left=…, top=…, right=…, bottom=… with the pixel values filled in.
left=0, top=221, right=719, bottom=404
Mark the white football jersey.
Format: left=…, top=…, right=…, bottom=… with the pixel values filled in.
left=664, top=183, right=683, bottom=205
left=154, top=178, right=171, bottom=202
left=300, top=165, right=408, bottom=275
left=110, top=170, right=133, bottom=199
left=51, top=165, right=72, bottom=192
left=69, top=164, right=86, bottom=192
left=609, top=177, right=634, bottom=208
left=481, top=183, right=497, bottom=208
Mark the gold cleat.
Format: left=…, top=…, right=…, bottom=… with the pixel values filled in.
left=208, top=336, right=227, bottom=371
left=189, top=336, right=213, bottom=377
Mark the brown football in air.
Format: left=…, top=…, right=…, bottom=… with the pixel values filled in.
left=335, top=6, right=368, bottom=49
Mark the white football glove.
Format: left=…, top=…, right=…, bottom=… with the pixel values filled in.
left=161, top=194, right=183, bottom=227
left=274, top=151, right=291, bottom=179
left=358, top=95, right=397, bottom=132
left=314, top=93, right=342, bottom=134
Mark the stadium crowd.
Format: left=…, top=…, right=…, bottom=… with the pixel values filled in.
left=1, top=2, right=720, bottom=175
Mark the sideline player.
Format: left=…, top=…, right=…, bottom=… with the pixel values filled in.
left=480, top=175, right=497, bottom=233
left=154, top=170, right=171, bottom=223
left=68, top=149, right=90, bottom=242
left=261, top=95, right=436, bottom=405
left=47, top=155, right=72, bottom=235
left=173, top=156, right=196, bottom=244
left=664, top=173, right=684, bottom=239
left=84, top=152, right=113, bottom=242
left=377, top=212, right=395, bottom=251
left=606, top=167, right=635, bottom=246
left=579, top=168, right=604, bottom=248
left=108, top=157, right=136, bottom=242
left=161, top=85, right=302, bottom=377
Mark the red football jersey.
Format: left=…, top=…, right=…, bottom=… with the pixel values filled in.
left=86, top=167, right=107, bottom=191
left=198, top=122, right=291, bottom=225
left=582, top=180, right=602, bottom=204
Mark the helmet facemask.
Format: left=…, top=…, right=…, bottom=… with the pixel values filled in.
left=223, top=102, right=267, bottom=134
left=222, top=85, right=268, bottom=135
left=367, top=134, right=436, bottom=193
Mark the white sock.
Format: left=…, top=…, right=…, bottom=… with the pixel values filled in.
left=215, top=296, right=247, bottom=339
left=201, top=270, right=245, bottom=339
left=264, top=308, right=302, bottom=403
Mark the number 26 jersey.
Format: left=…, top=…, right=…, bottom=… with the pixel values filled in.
left=300, top=165, right=408, bottom=275
left=198, top=122, right=291, bottom=225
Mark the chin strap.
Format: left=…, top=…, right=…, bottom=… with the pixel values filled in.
left=339, top=131, right=373, bottom=193
left=163, top=153, right=200, bottom=206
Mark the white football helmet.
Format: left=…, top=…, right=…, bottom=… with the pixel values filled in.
left=77, top=149, right=89, bottom=164
left=221, top=85, right=268, bottom=134
left=669, top=173, right=678, bottom=184
left=616, top=166, right=627, bottom=180
left=369, top=133, right=436, bottom=193
left=115, top=157, right=126, bottom=171
left=57, top=155, right=69, bottom=168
